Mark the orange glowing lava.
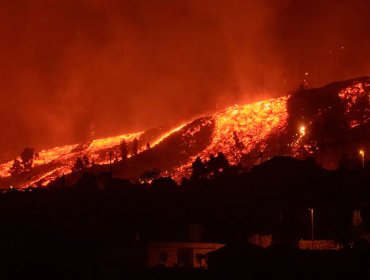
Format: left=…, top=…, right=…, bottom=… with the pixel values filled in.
left=0, top=131, right=143, bottom=188
left=2, top=79, right=370, bottom=188
left=338, top=82, right=370, bottom=128
left=173, top=96, right=289, bottom=178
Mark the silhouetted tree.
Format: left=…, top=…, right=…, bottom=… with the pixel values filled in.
left=207, top=152, right=230, bottom=177
left=151, top=176, right=177, bottom=190
left=233, top=131, right=245, bottom=150
left=206, top=154, right=216, bottom=174
left=191, top=157, right=207, bottom=179
left=10, top=158, right=23, bottom=175
left=60, top=174, right=66, bottom=188
left=131, top=138, right=138, bottom=156
left=140, top=168, right=161, bottom=184
left=83, top=155, right=90, bottom=167
left=120, top=140, right=129, bottom=161
left=216, top=152, right=230, bottom=171
left=20, top=148, right=34, bottom=170
left=146, top=142, right=151, bottom=150
left=72, top=157, right=85, bottom=172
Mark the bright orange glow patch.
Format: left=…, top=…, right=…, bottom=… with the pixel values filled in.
left=202, top=96, right=288, bottom=163
left=338, top=82, right=370, bottom=128
left=174, top=96, right=289, bottom=178
left=2, top=80, right=370, bottom=188
left=0, top=131, right=143, bottom=187
left=0, top=123, right=194, bottom=188
left=149, top=123, right=187, bottom=148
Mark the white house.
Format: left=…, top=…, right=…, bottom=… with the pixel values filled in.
left=147, top=242, right=224, bottom=268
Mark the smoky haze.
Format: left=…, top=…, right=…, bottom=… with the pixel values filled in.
left=0, top=0, right=370, bottom=161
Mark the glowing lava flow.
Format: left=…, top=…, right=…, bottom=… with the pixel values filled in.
left=0, top=131, right=143, bottom=187
left=174, top=96, right=289, bottom=178
left=148, top=123, right=187, bottom=148
left=338, top=82, right=370, bottom=128
left=203, top=96, right=288, bottom=162
left=0, top=121, right=194, bottom=188
left=2, top=79, right=370, bottom=188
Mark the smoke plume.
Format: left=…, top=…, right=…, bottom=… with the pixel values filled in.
left=1, top=0, right=370, bottom=160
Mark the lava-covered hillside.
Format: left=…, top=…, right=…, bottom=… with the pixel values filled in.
left=1, top=77, right=370, bottom=189
left=287, top=77, right=370, bottom=169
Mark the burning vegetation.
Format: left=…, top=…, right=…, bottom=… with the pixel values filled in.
left=1, top=77, right=370, bottom=189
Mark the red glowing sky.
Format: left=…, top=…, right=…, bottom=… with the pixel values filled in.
left=1, top=0, right=370, bottom=161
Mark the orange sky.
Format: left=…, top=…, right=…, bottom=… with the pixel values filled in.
left=1, top=0, right=370, bottom=161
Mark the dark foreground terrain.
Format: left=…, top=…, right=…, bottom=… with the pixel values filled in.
left=1, top=154, right=370, bottom=279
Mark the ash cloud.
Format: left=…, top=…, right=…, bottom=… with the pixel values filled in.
left=0, top=0, right=370, bottom=160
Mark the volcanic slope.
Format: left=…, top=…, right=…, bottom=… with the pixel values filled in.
left=1, top=77, right=370, bottom=188
left=116, top=76, right=370, bottom=180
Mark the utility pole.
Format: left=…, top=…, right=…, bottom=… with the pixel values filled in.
left=308, top=208, right=314, bottom=248
left=109, top=151, right=113, bottom=177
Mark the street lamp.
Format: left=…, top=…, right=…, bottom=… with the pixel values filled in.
left=308, top=208, right=314, bottom=247
left=359, top=150, right=365, bottom=169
